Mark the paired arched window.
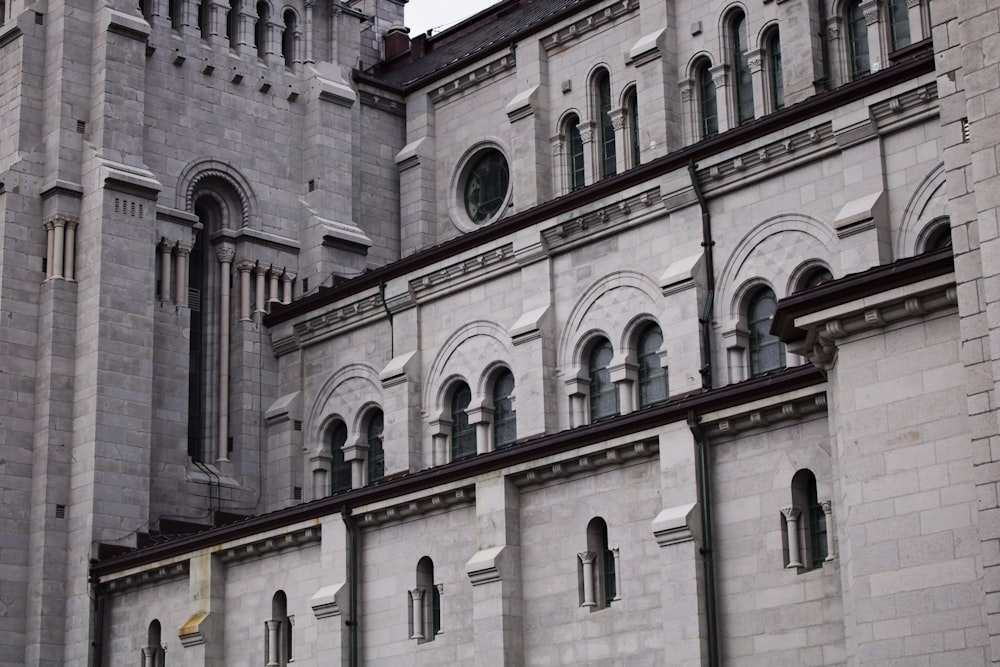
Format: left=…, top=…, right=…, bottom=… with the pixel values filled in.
left=266, top=591, right=293, bottom=666
left=169, top=0, right=183, bottom=30
left=729, top=10, right=754, bottom=125
left=410, top=557, right=441, bottom=641
left=255, top=2, right=269, bottom=57
left=330, top=421, right=351, bottom=494
left=580, top=517, right=618, bottom=609
left=564, top=113, right=585, bottom=192
left=784, top=470, right=830, bottom=571
left=491, top=369, right=517, bottom=449
left=366, top=409, right=385, bottom=484
left=637, top=324, right=668, bottom=408
left=588, top=338, right=619, bottom=422
left=593, top=69, right=616, bottom=179
left=696, top=60, right=718, bottom=139
left=227, top=0, right=241, bottom=48
left=766, top=29, right=784, bottom=111
left=450, top=382, right=476, bottom=461
left=282, top=9, right=297, bottom=67
left=143, top=620, right=165, bottom=667
left=747, top=287, right=785, bottom=377
left=623, top=86, right=640, bottom=169
left=846, top=0, right=871, bottom=79
left=197, top=0, right=210, bottom=38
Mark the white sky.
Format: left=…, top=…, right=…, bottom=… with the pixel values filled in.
left=403, top=0, right=503, bottom=36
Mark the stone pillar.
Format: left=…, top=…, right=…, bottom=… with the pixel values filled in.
left=281, top=272, right=295, bottom=304
left=781, top=506, right=803, bottom=568
left=45, top=221, right=55, bottom=279
left=410, top=588, right=426, bottom=639
left=51, top=217, right=66, bottom=280
left=821, top=500, right=835, bottom=561
left=303, top=0, right=314, bottom=63
left=709, top=64, right=731, bottom=133
left=175, top=242, right=190, bottom=308
left=268, top=266, right=280, bottom=305
left=255, top=262, right=267, bottom=313
left=747, top=48, right=767, bottom=118
left=579, top=121, right=596, bottom=187
left=861, top=0, right=885, bottom=72
left=579, top=552, right=597, bottom=607
left=216, top=244, right=235, bottom=463
left=160, top=239, right=175, bottom=302
left=63, top=218, right=77, bottom=281
left=609, top=361, right=636, bottom=416
left=237, top=260, right=254, bottom=321
left=610, top=107, right=627, bottom=174
left=906, top=0, right=924, bottom=42
left=468, top=407, right=492, bottom=455
left=265, top=619, right=280, bottom=666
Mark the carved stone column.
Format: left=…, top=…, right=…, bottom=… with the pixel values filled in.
left=281, top=271, right=295, bottom=304
left=781, top=506, right=803, bottom=568
left=159, top=239, right=175, bottom=302
left=410, top=588, right=426, bottom=639
left=254, top=262, right=268, bottom=314
left=216, top=243, right=236, bottom=463
left=51, top=217, right=66, bottom=280
left=62, top=218, right=77, bottom=281
left=579, top=551, right=597, bottom=607
left=174, top=242, right=191, bottom=308
left=268, top=266, right=281, bottom=305
left=303, top=0, right=314, bottom=63
left=237, top=260, right=254, bottom=321
left=44, top=221, right=55, bottom=279
left=265, top=619, right=280, bottom=666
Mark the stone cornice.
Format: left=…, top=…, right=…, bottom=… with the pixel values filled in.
left=428, top=50, right=516, bottom=104
left=542, top=0, right=639, bottom=52
left=541, top=187, right=661, bottom=252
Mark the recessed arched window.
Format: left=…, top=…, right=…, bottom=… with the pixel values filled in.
left=766, top=29, right=784, bottom=111
left=227, top=0, right=240, bottom=48
left=623, top=86, right=640, bottom=168
left=366, top=409, right=384, bottom=484
left=170, top=0, right=183, bottom=30
left=266, top=591, right=293, bottom=666
left=450, top=383, right=476, bottom=461
left=580, top=517, right=618, bottom=609
left=491, top=369, right=516, bottom=449
left=411, top=556, right=441, bottom=642
left=888, top=0, right=910, bottom=51
left=748, top=287, right=785, bottom=377
left=588, top=338, right=619, bottom=422
left=462, top=148, right=510, bottom=224
left=255, top=2, right=269, bottom=57
left=197, top=0, right=209, bottom=38
left=924, top=224, right=952, bottom=252
left=564, top=113, right=585, bottom=192
left=787, top=469, right=828, bottom=570
left=330, top=421, right=351, bottom=494
left=594, top=69, right=616, bottom=179
left=637, top=324, right=668, bottom=408
left=846, top=0, right=870, bottom=79
left=144, top=619, right=165, bottom=666
left=282, top=9, right=296, bottom=68
left=796, top=266, right=833, bottom=292
left=696, top=60, right=718, bottom=139
left=729, top=10, right=754, bottom=124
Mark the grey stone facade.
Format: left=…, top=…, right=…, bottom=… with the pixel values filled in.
left=3, top=0, right=1000, bottom=665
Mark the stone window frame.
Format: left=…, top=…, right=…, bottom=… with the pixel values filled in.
left=621, top=84, right=641, bottom=170
left=694, top=56, right=719, bottom=140
left=634, top=322, right=669, bottom=409
left=560, top=111, right=586, bottom=193
left=142, top=619, right=166, bottom=667
left=578, top=517, right=621, bottom=610
left=762, top=24, right=784, bottom=112
left=781, top=469, right=834, bottom=572
left=723, top=5, right=755, bottom=126
left=266, top=590, right=294, bottom=666
left=590, top=67, right=617, bottom=180
left=486, top=366, right=517, bottom=450
left=364, top=407, right=385, bottom=485
left=917, top=217, right=952, bottom=254
left=448, top=140, right=514, bottom=233
left=409, top=556, right=442, bottom=642
left=328, top=419, right=352, bottom=495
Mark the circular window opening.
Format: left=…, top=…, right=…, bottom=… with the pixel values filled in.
left=463, top=149, right=510, bottom=224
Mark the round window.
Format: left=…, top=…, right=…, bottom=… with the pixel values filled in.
left=463, top=149, right=510, bottom=224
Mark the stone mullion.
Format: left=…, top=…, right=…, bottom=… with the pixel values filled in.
left=216, top=244, right=235, bottom=464
left=746, top=48, right=767, bottom=118
left=709, top=64, right=732, bottom=133
left=905, top=0, right=924, bottom=43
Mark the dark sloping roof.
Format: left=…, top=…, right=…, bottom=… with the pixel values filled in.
left=368, top=0, right=597, bottom=90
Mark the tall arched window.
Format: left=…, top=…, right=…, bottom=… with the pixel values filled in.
left=730, top=10, right=754, bottom=124
left=748, top=287, right=785, bottom=377
left=330, top=421, right=351, bottom=494
left=227, top=0, right=241, bottom=48
left=411, top=557, right=440, bottom=642
left=266, top=591, right=293, bottom=666
left=846, top=0, right=871, bottom=79
left=564, top=113, right=585, bottom=192
left=623, top=86, right=640, bottom=168
left=197, top=0, right=209, bottom=38
left=450, top=383, right=476, bottom=461
left=788, top=470, right=828, bottom=570
left=888, top=0, right=910, bottom=51
left=594, top=70, right=616, bottom=179
left=923, top=222, right=953, bottom=253
left=696, top=60, right=718, bottom=139
left=766, top=30, right=784, bottom=111
left=491, top=369, right=516, bottom=449
left=366, top=410, right=384, bottom=484
left=144, top=619, right=165, bottom=667
left=580, top=517, right=618, bottom=609
left=637, top=324, right=668, bottom=408
left=282, top=9, right=296, bottom=68
left=588, top=338, right=619, bottom=422
left=796, top=266, right=833, bottom=292
left=255, top=2, right=268, bottom=57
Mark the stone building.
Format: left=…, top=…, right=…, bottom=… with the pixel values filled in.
left=1, top=0, right=999, bottom=664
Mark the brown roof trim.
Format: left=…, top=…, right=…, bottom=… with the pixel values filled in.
left=91, top=364, right=825, bottom=577
left=269, top=45, right=934, bottom=327
left=772, top=247, right=954, bottom=344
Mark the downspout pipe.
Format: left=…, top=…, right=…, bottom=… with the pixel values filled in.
left=342, top=506, right=359, bottom=667
left=688, top=161, right=716, bottom=391
left=688, top=411, right=720, bottom=667
left=90, top=578, right=106, bottom=667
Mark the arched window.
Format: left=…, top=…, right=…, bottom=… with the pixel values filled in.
left=846, top=0, right=870, bottom=79
left=766, top=30, right=784, bottom=111
left=564, top=113, right=585, bottom=192
left=255, top=2, right=268, bottom=57
left=623, top=86, right=640, bottom=168
left=266, top=591, right=293, bottom=666
left=729, top=10, right=754, bottom=124
left=923, top=223, right=952, bottom=252
left=450, top=383, right=476, bottom=461
left=580, top=517, right=618, bottom=609
left=410, top=557, right=440, bottom=641
left=366, top=410, right=384, bottom=484
left=197, top=0, right=209, bottom=38
left=888, top=0, right=910, bottom=51
left=588, top=338, right=619, bottom=422
left=282, top=9, right=296, bottom=68
left=748, top=288, right=785, bottom=377
left=170, top=0, right=183, bottom=30
left=491, top=369, right=516, bottom=449
left=594, top=70, right=616, bottom=179
left=144, top=619, right=165, bottom=667
left=784, top=470, right=829, bottom=570
left=696, top=60, right=718, bottom=139
left=637, top=324, right=668, bottom=408
left=796, top=266, right=833, bottom=292
left=227, top=0, right=241, bottom=48
left=330, top=421, right=351, bottom=494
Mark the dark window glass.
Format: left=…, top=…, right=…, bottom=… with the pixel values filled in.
left=227, top=0, right=240, bottom=47
left=596, top=70, right=616, bottom=178
left=450, top=383, right=476, bottom=460
left=255, top=2, right=268, bottom=57
left=366, top=410, right=384, bottom=483
left=768, top=32, right=784, bottom=110
left=926, top=225, right=952, bottom=252
left=588, top=339, right=619, bottom=421
left=566, top=114, right=585, bottom=191
left=638, top=325, right=668, bottom=408
left=625, top=88, right=640, bottom=168
left=731, top=12, right=754, bottom=124
left=492, top=370, right=516, bottom=449
left=330, top=422, right=351, bottom=494
left=282, top=10, right=296, bottom=67
left=697, top=61, right=718, bottom=138
left=847, top=0, right=871, bottom=79
left=811, top=502, right=828, bottom=567
left=888, top=0, right=911, bottom=51
left=798, top=267, right=833, bottom=292
left=749, top=288, right=785, bottom=376
left=464, top=149, right=510, bottom=223
left=197, top=0, right=209, bottom=38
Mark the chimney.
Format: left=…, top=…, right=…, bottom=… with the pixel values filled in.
left=384, top=25, right=411, bottom=59
left=411, top=32, right=428, bottom=57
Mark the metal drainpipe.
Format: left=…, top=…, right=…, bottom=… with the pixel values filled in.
left=90, top=578, right=106, bottom=667
left=688, top=411, right=720, bottom=667
left=688, top=161, right=716, bottom=391
left=342, top=506, right=359, bottom=667
left=380, top=281, right=394, bottom=358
